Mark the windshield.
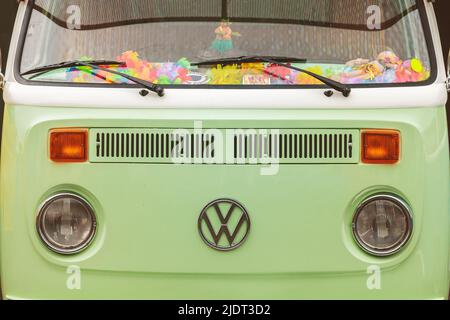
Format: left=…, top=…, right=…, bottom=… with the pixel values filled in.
left=20, top=0, right=433, bottom=87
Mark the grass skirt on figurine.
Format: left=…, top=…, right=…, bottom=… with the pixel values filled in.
left=211, top=39, right=233, bottom=53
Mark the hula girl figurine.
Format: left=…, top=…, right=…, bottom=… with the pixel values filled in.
left=210, top=19, right=241, bottom=54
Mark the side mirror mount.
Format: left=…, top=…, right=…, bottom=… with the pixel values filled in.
left=0, top=49, right=5, bottom=90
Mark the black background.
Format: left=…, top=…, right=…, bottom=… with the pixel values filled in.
left=1, top=1, right=450, bottom=124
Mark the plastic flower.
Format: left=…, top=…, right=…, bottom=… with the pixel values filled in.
left=208, top=64, right=243, bottom=85
left=241, top=63, right=265, bottom=75
left=177, top=57, right=191, bottom=69
left=296, top=66, right=324, bottom=84
left=396, top=59, right=429, bottom=83
left=265, top=64, right=292, bottom=80
left=117, top=51, right=141, bottom=69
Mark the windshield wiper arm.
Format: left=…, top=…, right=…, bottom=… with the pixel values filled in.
left=193, top=56, right=351, bottom=97
left=22, top=60, right=165, bottom=97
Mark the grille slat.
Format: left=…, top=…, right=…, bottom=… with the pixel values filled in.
left=90, top=129, right=359, bottom=164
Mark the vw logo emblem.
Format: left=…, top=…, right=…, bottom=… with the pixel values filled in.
left=198, top=199, right=251, bottom=251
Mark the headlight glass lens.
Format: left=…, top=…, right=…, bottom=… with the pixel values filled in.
left=353, top=195, right=412, bottom=256
left=37, top=194, right=96, bottom=254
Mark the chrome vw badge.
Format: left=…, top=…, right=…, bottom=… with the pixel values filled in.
left=198, top=199, right=251, bottom=251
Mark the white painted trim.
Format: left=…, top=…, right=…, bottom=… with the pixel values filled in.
left=5, top=1, right=26, bottom=82
left=425, top=0, right=446, bottom=83
left=3, top=82, right=447, bottom=109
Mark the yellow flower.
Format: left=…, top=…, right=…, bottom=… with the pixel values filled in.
left=296, top=66, right=324, bottom=84
left=208, top=64, right=243, bottom=85
left=241, top=63, right=265, bottom=74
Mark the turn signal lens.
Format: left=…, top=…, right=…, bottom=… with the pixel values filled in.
left=50, top=129, right=88, bottom=162
left=362, top=130, right=400, bottom=164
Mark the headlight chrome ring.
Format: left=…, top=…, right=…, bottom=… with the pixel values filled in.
left=36, top=193, right=97, bottom=255
left=352, top=194, right=413, bottom=257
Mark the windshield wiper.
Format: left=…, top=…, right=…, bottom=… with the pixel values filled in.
left=194, top=56, right=307, bottom=65
left=193, top=56, right=351, bottom=97
left=22, top=60, right=125, bottom=77
left=22, top=60, right=165, bottom=97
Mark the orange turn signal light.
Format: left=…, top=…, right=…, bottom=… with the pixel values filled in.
left=361, top=130, right=400, bottom=164
left=50, top=129, right=88, bottom=163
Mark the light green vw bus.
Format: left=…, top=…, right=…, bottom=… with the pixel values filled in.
left=0, top=0, right=449, bottom=299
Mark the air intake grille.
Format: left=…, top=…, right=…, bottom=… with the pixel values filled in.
left=93, top=130, right=215, bottom=160
left=233, top=132, right=355, bottom=161
left=89, top=129, right=359, bottom=164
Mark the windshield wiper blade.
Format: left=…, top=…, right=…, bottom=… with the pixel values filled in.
left=22, top=60, right=165, bottom=97
left=21, top=60, right=126, bottom=77
left=193, top=56, right=351, bottom=97
left=193, top=55, right=307, bottom=65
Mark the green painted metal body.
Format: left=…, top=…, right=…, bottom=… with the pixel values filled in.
left=0, top=104, right=449, bottom=299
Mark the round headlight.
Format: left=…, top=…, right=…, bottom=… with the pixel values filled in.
left=352, top=195, right=412, bottom=256
left=37, top=194, right=96, bottom=254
